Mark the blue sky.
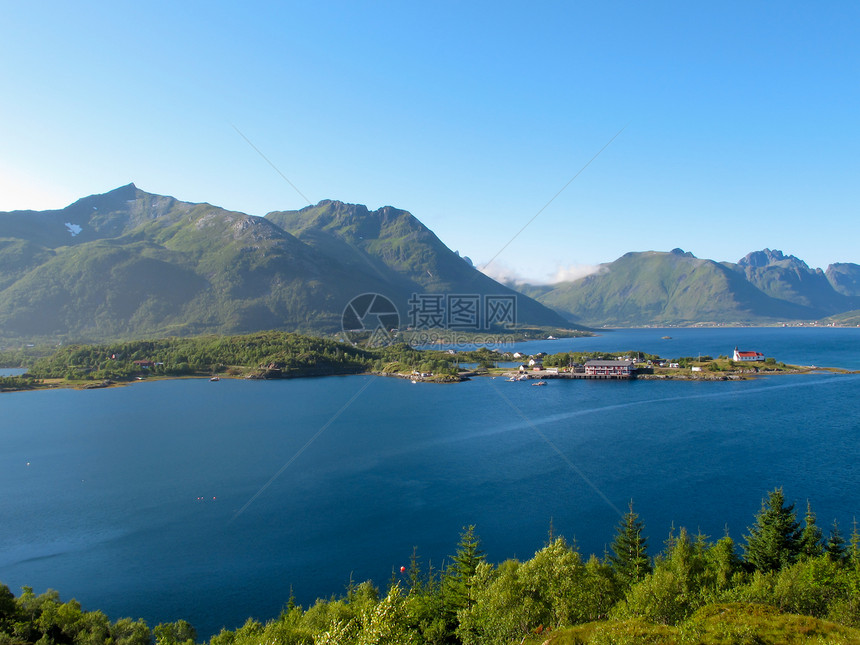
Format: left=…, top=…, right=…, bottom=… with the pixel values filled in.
left=2, top=1, right=858, bottom=282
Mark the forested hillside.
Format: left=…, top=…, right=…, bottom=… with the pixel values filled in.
left=2, top=489, right=859, bottom=644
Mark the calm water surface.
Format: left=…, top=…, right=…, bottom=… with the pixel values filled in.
left=481, top=326, right=860, bottom=370
left=0, top=328, right=858, bottom=636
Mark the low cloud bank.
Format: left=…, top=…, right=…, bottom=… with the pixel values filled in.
left=479, top=261, right=603, bottom=286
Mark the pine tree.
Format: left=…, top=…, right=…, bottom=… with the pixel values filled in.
left=850, top=518, right=860, bottom=568
left=407, top=546, right=422, bottom=594
left=742, top=487, right=801, bottom=572
left=707, top=532, right=741, bottom=590
left=799, top=500, right=824, bottom=559
left=609, top=500, right=651, bottom=587
left=826, top=520, right=848, bottom=564
left=443, top=525, right=485, bottom=614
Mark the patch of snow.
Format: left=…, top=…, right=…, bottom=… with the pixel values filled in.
left=65, top=223, right=82, bottom=236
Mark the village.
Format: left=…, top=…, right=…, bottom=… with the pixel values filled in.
left=485, top=346, right=796, bottom=382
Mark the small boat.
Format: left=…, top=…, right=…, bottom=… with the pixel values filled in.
left=662, top=336, right=672, bottom=339
left=532, top=381, right=547, bottom=386
left=209, top=376, right=220, bottom=382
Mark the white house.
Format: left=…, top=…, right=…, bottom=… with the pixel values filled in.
left=733, top=347, right=765, bottom=362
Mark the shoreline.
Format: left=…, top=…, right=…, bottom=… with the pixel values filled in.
left=2, top=364, right=855, bottom=394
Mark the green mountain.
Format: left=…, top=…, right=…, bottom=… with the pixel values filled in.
left=822, top=308, right=860, bottom=327
left=0, top=185, right=566, bottom=341
left=529, top=248, right=856, bottom=326
left=826, top=262, right=860, bottom=297
left=266, top=200, right=565, bottom=329
left=732, top=249, right=853, bottom=314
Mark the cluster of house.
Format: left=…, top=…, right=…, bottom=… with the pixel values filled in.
left=507, top=345, right=769, bottom=379
left=512, top=352, right=635, bottom=377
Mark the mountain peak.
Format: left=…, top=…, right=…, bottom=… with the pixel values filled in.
left=738, top=248, right=801, bottom=268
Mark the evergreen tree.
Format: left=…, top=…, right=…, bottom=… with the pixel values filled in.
left=826, top=520, right=848, bottom=564
left=609, top=500, right=651, bottom=587
left=850, top=518, right=860, bottom=568
left=799, top=500, right=824, bottom=559
left=444, top=525, right=485, bottom=613
left=408, top=546, right=422, bottom=593
left=707, top=532, right=741, bottom=590
left=742, top=487, right=801, bottom=572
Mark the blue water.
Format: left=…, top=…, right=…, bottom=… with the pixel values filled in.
left=1, top=328, right=859, bottom=636
left=507, top=327, right=860, bottom=369
left=0, top=368, right=26, bottom=376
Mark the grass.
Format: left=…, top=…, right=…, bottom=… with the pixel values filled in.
left=540, top=603, right=860, bottom=645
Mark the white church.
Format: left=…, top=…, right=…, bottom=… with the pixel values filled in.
left=733, top=347, right=765, bottom=362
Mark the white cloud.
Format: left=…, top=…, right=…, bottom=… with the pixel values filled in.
left=549, top=263, right=604, bottom=283
left=478, top=261, right=603, bottom=286
left=478, top=261, right=530, bottom=285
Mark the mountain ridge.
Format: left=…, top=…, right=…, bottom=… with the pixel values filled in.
left=0, top=185, right=568, bottom=341
left=515, top=248, right=860, bottom=327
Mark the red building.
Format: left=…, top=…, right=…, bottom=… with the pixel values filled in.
left=584, top=360, right=634, bottom=377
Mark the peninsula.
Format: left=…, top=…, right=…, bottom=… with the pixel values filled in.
left=0, top=330, right=849, bottom=393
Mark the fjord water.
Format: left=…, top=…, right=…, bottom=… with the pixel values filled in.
left=1, top=328, right=859, bottom=636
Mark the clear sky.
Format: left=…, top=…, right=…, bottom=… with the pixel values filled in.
left=2, top=1, right=858, bottom=282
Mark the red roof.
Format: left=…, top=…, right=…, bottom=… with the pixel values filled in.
left=736, top=351, right=763, bottom=357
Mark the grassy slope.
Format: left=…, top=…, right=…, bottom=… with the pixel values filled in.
left=546, top=603, right=860, bottom=644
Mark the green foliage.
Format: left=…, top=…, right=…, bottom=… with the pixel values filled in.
left=703, top=533, right=741, bottom=592
left=3, top=490, right=860, bottom=645
left=0, top=376, right=35, bottom=391
left=614, top=528, right=710, bottom=626
left=541, top=350, right=658, bottom=369
left=444, top=525, right=485, bottom=618
left=826, top=521, right=848, bottom=564
left=459, top=539, right=598, bottom=644
left=155, top=620, right=197, bottom=645
left=0, top=585, right=150, bottom=645
left=742, top=487, right=802, bottom=573
left=609, top=502, right=651, bottom=588
left=21, top=332, right=476, bottom=383
left=799, top=501, right=825, bottom=559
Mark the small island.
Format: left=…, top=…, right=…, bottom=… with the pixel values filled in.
left=0, top=331, right=852, bottom=393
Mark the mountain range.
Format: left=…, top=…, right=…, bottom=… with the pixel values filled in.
left=519, top=248, right=860, bottom=327
left=2, top=185, right=858, bottom=341
left=0, top=184, right=567, bottom=341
